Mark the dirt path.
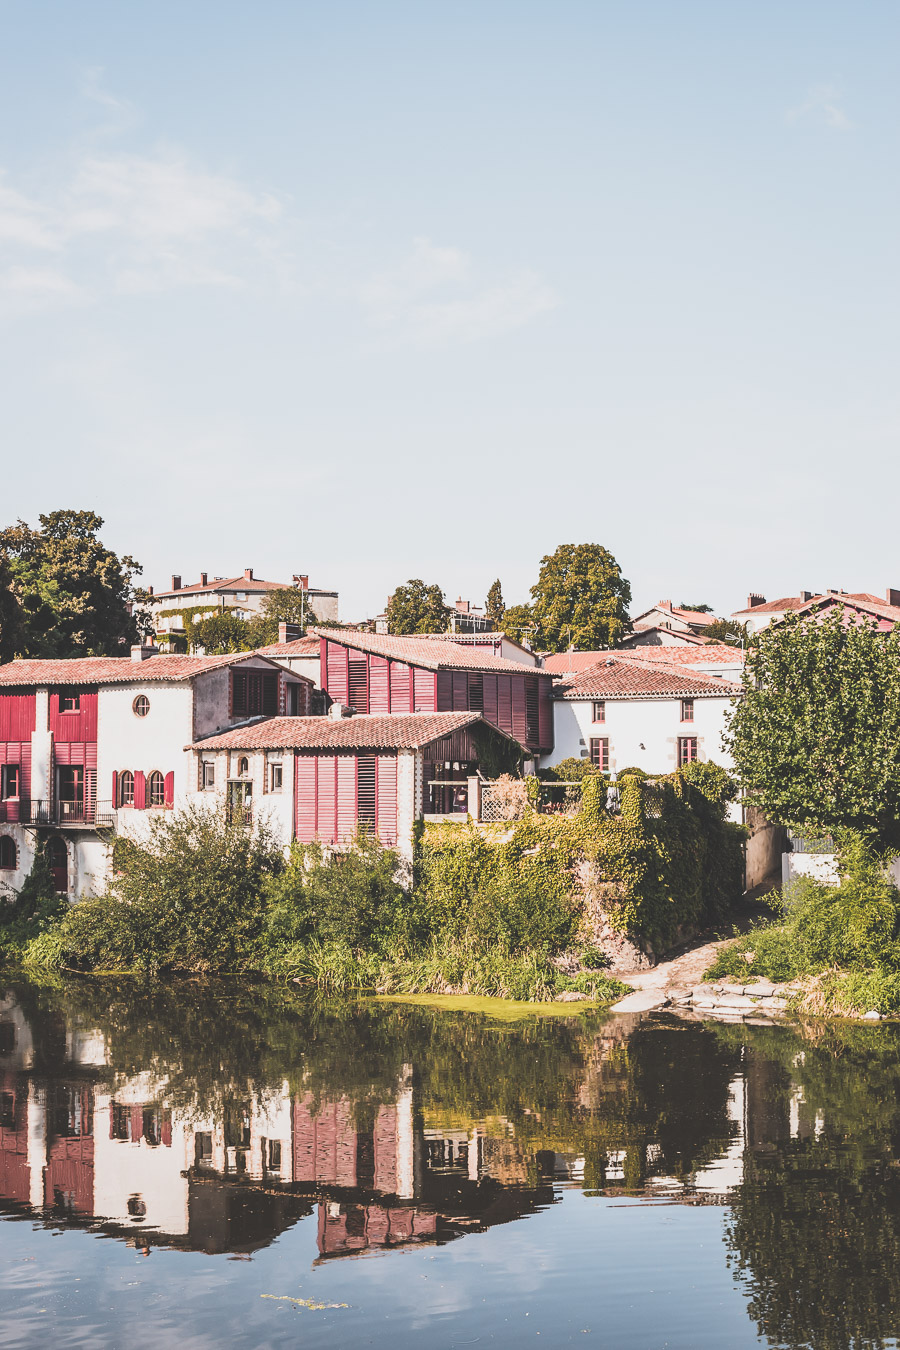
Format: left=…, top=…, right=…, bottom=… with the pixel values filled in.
left=611, top=935, right=730, bottom=1012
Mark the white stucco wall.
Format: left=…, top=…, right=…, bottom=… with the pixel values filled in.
left=544, top=694, right=736, bottom=776
left=186, top=747, right=295, bottom=851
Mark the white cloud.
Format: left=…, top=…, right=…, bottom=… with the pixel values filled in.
left=0, top=265, right=85, bottom=317
left=0, top=174, right=59, bottom=250
left=787, top=84, right=851, bottom=130
left=361, top=237, right=558, bottom=346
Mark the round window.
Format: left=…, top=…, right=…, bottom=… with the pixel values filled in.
left=133, top=695, right=150, bottom=718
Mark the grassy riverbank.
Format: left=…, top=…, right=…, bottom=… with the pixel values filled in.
left=706, top=834, right=900, bottom=1017
left=0, top=808, right=628, bottom=1004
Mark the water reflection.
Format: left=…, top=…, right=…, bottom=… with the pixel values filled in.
left=2, top=981, right=900, bottom=1348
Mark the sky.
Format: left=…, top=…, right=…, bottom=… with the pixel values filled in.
left=1, top=0, right=898, bottom=622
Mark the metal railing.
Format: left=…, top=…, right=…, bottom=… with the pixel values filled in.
left=6, top=799, right=117, bottom=829
left=787, top=832, right=835, bottom=855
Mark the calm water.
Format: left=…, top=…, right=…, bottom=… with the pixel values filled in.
left=0, top=981, right=898, bottom=1350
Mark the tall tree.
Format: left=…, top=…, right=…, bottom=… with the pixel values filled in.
left=485, top=579, right=505, bottom=629
left=0, top=510, right=144, bottom=658
left=0, top=552, right=23, bottom=664
left=727, top=608, right=900, bottom=852
left=385, top=579, right=452, bottom=635
left=703, top=618, right=747, bottom=647
left=500, top=603, right=536, bottom=644
left=530, top=543, right=631, bottom=652
left=249, top=588, right=318, bottom=645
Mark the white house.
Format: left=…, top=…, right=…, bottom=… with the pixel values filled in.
left=0, top=648, right=312, bottom=900
left=149, top=568, right=339, bottom=647
left=544, top=656, right=741, bottom=778
left=731, top=588, right=900, bottom=636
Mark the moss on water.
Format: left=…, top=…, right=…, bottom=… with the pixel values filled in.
left=375, top=992, right=616, bottom=1020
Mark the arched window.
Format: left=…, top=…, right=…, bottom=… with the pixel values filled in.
left=133, top=695, right=150, bottom=718
left=148, top=771, right=165, bottom=808
left=47, top=837, right=68, bottom=893
left=0, top=837, right=15, bottom=870
left=119, top=770, right=135, bottom=807
left=237, top=757, right=249, bottom=778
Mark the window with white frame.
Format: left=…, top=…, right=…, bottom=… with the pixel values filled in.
left=200, top=761, right=216, bottom=791
left=270, top=763, right=283, bottom=793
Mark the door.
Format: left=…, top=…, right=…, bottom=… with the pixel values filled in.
left=57, top=767, right=84, bottom=823
left=46, top=837, right=68, bottom=894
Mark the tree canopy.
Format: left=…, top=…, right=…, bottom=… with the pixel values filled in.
left=727, top=608, right=900, bottom=851
left=0, top=510, right=145, bottom=658
left=529, top=543, right=631, bottom=652
left=500, top=602, right=536, bottom=644
left=485, top=579, right=505, bottom=629
left=703, top=618, right=747, bottom=647
left=385, top=579, right=451, bottom=635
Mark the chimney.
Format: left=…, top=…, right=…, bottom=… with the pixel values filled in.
left=244, top=567, right=254, bottom=580
left=659, top=599, right=672, bottom=611
left=799, top=591, right=812, bottom=602
left=171, top=574, right=181, bottom=591
left=148, top=585, right=154, bottom=597
left=200, top=572, right=208, bottom=587
left=328, top=701, right=347, bottom=720
left=887, top=588, right=900, bottom=608
left=278, top=622, right=302, bottom=643
left=747, top=593, right=766, bottom=608
left=131, top=643, right=157, bottom=662
left=456, top=598, right=470, bottom=614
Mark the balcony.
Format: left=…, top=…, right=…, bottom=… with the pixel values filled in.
left=1, top=799, right=117, bottom=830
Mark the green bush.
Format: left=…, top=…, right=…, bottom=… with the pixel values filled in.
left=706, top=834, right=900, bottom=987
left=0, top=839, right=68, bottom=961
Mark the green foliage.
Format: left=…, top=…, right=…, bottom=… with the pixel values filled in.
left=706, top=834, right=900, bottom=987
left=386, top=578, right=452, bottom=634
left=678, top=602, right=714, bottom=613
left=263, top=834, right=408, bottom=953
left=728, top=607, right=900, bottom=851
left=0, top=839, right=67, bottom=960
left=249, top=588, right=318, bottom=645
left=679, top=758, right=738, bottom=805
left=48, top=805, right=283, bottom=974
left=529, top=543, right=632, bottom=653
left=703, top=618, right=746, bottom=646
left=499, top=602, right=535, bottom=644
left=485, top=578, right=505, bottom=628
left=186, top=610, right=254, bottom=654
left=540, top=757, right=599, bottom=782
left=0, top=509, right=145, bottom=658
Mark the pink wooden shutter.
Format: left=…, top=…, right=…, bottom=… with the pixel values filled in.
left=164, top=772, right=175, bottom=808
left=317, top=756, right=336, bottom=844
left=295, top=755, right=317, bottom=841
left=134, top=771, right=146, bottom=810
left=336, top=756, right=357, bottom=842
left=111, top=771, right=118, bottom=807
left=414, top=667, right=435, bottom=711
left=376, top=756, right=397, bottom=845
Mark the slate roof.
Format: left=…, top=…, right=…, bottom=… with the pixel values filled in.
left=191, top=711, right=493, bottom=751
left=554, top=657, right=742, bottom=700
left=309, top=627, right=553, bottom=676
left=0, top=653, right=284, bottom=686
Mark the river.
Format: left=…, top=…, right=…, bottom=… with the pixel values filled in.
left=0, top=976, right=896, bottom=1349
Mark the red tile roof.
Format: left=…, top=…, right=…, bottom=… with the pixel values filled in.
left=555, top=656, right=742, bottom=700
left=619, top=627, right=713, bottom=648
left=734, top=592, right=900, bottom=625
left=191, top=711, right=492, bottom=751
left=152, top=574, right=300, bottom=599
left=309, top=627, right=553, bottom=676
left=615, top=645, right=743, bottom=666
left=633, top=603, right=718, bottom=627
left=0, top=653, right=285, bottom=686
left=732, top=594, right=821, bottom=616
left=253, top=636, right=321, bottom=657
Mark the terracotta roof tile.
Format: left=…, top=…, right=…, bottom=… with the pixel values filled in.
left=153, top=574, right=293, bottom=599
left=253, top=636, right=321, bottom=657
left=555, top=656, right=742, bottom=700
left=309, top=627, right=553, bottom=676
left=615, top=645, right=743, bottom=666
left=0, top=653, right=285, bottom=686
left=191, top=711, right=491, bottom=751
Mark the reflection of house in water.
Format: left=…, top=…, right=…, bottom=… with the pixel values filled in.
left=0, top=991, right=837, bottom=1263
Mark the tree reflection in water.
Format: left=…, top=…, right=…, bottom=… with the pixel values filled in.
left=4, top=979, right=900, bottom=1347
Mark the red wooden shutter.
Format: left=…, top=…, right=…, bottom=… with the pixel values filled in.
left=111, top=771, right=118, bottom=807
left=295, top=755, right=317, bottom=841
left=134, top=771, right=146, bottom=810
left=161, top=1113, right=172, bottom=1148
left=164, top=772, right=174, bottom=808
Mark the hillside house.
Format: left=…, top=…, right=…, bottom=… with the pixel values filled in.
left=732, top=588, right=900, bottom=635
left=630, top=600, right=719, bottom=638
left=190, top=710, right=521, bottom=861
left=0, top=649, right=311, bottom=899
left=309, top=628, right=555, bottom=757
left=149, top=569, right=339, bottom=647
left=545, top=656, right=741, bottom=779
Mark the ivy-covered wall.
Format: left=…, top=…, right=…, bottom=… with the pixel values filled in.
left=416, top=771, right=746, bottom=956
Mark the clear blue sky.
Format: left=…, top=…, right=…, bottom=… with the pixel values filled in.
left=2, top=1, right=897, bottom=620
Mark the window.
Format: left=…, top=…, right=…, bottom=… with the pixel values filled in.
left=119, top=770, right=135, bottom=807
left=287, top=683, right=302, bottom=715
left=200, top=761, right=216, bottom=791
left=590, top=738, right=609, bottom=771
left=267, top=1139, right=282, bottom=1172
left=678, top=737, right=698, bottom=767
left=133, top=695, right=150, bottom=718
left=681, top=698, right=694, bottom=722
left=358, top=755, right=376, bottom=828
left=47, top=837, right=68, bottom=892
left=0, top=837, right=15, bottom=870
left=59, top=691, right=80, bottom=713
left=194, top=1131, right=214, bottom=1167
left=237, top=757, right=249, bottom=778
left=232, top=670, right=278, bottom=718
left=1, top=765, right=19, bottom=800
left=111, top=1103, right=132, bottom=1141
left=0, top=1093, right=14, bottom=1130
left=270, top=762, right=283, bottom=792
left=148, top=771, right=165, bottom=807
left=592, top=701, right=606, bottom=723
